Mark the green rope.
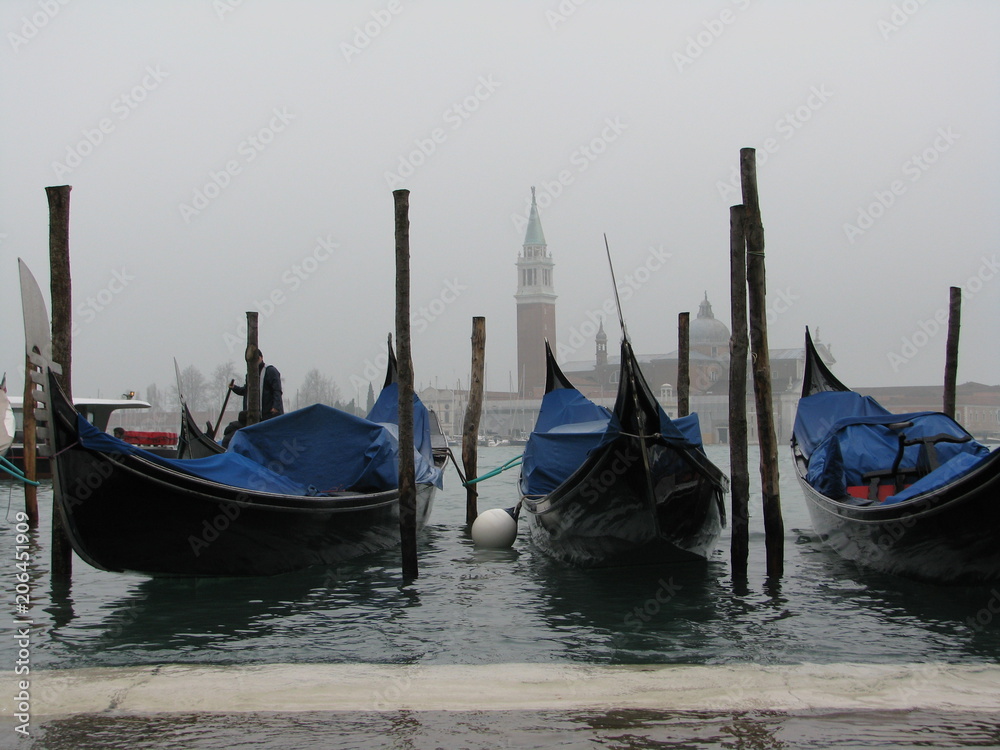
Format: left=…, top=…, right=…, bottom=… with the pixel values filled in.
left=463, top=455, right=523, bottom=486
left=0, top=455, right=40, bottom=486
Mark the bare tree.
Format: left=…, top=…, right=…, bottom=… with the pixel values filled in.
left=145, top=383, right=163, bottom=412
left=172, top=365, right=209, bottom=411
left=299, top=369, right=341, bottom=407
left=210, top=362, right=240, bottom=411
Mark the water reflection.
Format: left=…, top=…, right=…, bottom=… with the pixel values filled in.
left=30, top=708, right=1000, bottom=749
left=3, top=453, right=1000, bottom=672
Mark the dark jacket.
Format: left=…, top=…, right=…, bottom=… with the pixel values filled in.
left=233, top=363, right=284, bottom=419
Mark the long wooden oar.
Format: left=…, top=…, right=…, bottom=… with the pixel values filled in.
left=210, top=379, right=235, bottom=439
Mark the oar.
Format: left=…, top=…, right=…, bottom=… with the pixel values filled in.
left=210, top=380, right=235, bottom=440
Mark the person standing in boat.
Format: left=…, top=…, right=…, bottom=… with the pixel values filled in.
left=230, top=350, right=284, bottom=420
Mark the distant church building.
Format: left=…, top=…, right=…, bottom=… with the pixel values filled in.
left=514, top=187, right=556, bottom=397
left=562, top=292, right=732, bottom=401
left=418, top=190, right=999, bottom=443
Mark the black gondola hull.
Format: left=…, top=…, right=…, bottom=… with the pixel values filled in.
left=49, top=373, right=436, bottom=577
left=792, top=328, right=1000, bottom=584
left=519, top=340, right=727, bottom=568
left=795, top=448, right=1000, bottom=584
left=176, top=403, right=226, bottom=459
left=523, top=435, right=724, bottom=567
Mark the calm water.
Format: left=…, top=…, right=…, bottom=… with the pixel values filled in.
left=1, top=445, right=999, bottom=748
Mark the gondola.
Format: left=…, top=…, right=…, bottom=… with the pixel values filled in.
left=791, top=328, right=1000, bottom=584
left=518, top=339, right=728, bottom=567
left=175, top=344, right=451, bottom=468
left=20, top=260, right=442, bottom=577
left=176, top=401, right=226, bottom=459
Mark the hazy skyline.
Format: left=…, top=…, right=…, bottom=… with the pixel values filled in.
left=3, top=1, right=998, bottom=406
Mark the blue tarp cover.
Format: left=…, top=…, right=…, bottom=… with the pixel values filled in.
left=520, top=388, right=616, bottom=497
left=366, top=382, right=439, bottom=484
left=884, top=451, right=991, bottom=504
left=797, top=391, right=991, bottom=502
left=671, top=413, right=704, bottom=450
left=519, top=386, right=705, bottom=498
left=76, top=394, right=443, bottom=495
left=793, top=391, right=891, bottom=459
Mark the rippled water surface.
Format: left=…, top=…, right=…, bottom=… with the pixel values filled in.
left=2, top=445, right=998, bottom=747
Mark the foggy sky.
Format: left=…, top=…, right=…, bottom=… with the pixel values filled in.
left=2, top=1, right=998, bottom=406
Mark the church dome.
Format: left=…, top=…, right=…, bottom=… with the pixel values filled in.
left=689, top=293, right=730, bottom=349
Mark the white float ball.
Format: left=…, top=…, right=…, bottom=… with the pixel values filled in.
left=471, top=507, right=518, bottom=548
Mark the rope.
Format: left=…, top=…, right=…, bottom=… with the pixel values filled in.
left=0, top=455, right=40, bottom=486
left=462, top=455, right=523, bottom=487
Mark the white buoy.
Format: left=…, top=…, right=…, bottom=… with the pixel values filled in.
left=470, top=507, right=518, bottom=548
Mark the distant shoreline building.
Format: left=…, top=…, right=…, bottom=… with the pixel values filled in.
left=417, top=191, right=1000, bottom=443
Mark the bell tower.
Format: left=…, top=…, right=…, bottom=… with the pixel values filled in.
left=515, top=187, right=557, bottom=397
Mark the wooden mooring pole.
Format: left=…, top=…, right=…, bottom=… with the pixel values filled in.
left=728, top=204, right=750, bottom=583
left=943, top=286, right=961, bottom=420
left=462, top=316, right=486, bottom=527
left=47, top=185, right=73, bottom=576
left=677, top=312, right=690, bottom=418
left=245, top=312, right=260, bottom=425
left=393, top=188, right=418, bottom=579
left=740, top=147, right=783, bottom=579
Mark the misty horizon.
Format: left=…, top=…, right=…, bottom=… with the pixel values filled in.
left=3, top=2, right=997, bottom=404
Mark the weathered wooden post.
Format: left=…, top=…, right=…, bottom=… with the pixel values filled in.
left=677, top=311, right=690, bottom=418
left=740, top=147, right=783, bottom=579
left=943, top=286, right=961, bottom=420
left=393, top=188, right=418, bottom=579
left=462, top=316, right=486, bottom=526
left=245, top=312, right=260, bottom=425
left=47, top=185, right=73, bottom=575
left=728, top=204, right=750, bottom=582
left=47, top=186, right=72, bottom=398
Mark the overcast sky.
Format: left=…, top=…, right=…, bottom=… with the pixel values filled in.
left=2, top=1, right=998, bottom=406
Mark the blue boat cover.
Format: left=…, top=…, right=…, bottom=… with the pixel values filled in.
left=792, top=391, right=891, bottom=459
left=519, top=386, right=705, bottom=498
left=797, top=391, right=991, bottom=502
left=671, top=413, right=704, bottom=450
left=883, top=451, right=992, bottom=504
left=366, top=382, right=437, bottom=475
left=76, top=396, right=443, bottom=495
